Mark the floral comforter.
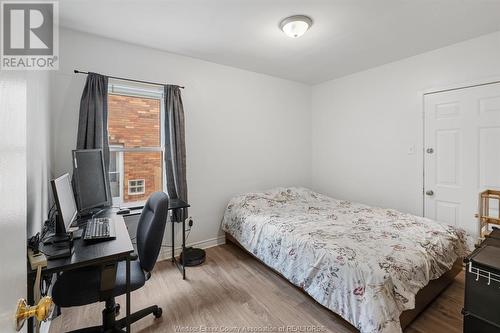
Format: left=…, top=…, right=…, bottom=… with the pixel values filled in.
left=221, top=187, right=471, bottom=333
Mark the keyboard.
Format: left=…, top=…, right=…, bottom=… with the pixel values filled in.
left=84, top=217, right=116, bottom=241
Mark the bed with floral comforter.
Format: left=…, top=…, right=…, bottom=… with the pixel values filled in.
left=221, top=187, right=471, bottom=333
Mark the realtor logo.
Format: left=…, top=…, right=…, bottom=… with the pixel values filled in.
left=1, top=1, right=59, bottom=70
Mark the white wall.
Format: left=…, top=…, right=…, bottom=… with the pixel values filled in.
left=311, top=31, right=500, bottom=216
left=51, top=29, right=311, bottom=249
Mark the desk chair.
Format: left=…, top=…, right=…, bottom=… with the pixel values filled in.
left=52, top=192, right=169, bottom=332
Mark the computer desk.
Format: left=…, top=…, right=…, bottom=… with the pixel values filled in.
left=27, top=208, right=135, bottom=333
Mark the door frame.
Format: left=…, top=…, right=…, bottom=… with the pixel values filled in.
left=420, top=76, right=500, bottom=218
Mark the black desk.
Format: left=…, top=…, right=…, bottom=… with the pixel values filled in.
left=27, top=209, right=134, bottom=333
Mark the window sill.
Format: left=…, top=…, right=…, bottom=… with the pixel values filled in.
left=117, top=200, right=145, bottom=209
left=123, top=210, right=142, bottom=217
left=115, top=201, right=145, bottom=217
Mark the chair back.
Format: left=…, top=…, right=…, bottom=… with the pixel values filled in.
left=136, top=192, right=169, bottom=272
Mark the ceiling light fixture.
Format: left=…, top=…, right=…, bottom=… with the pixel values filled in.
left=279, top=15, right=313, bottom=38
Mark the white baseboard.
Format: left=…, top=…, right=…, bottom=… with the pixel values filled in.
left=157, top=235, right=226, bottom=262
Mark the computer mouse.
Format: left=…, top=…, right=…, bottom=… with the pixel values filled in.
left=117, top=209, right=130, bottom=215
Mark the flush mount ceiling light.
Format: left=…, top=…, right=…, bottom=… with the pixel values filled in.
left=279, top=15, right=313, bottom=38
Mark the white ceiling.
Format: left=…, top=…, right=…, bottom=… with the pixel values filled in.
left=59, top=0, right=500, bottom=85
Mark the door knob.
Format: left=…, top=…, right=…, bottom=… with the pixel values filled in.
left=15, top=296, right=53, bottom=331
left=426, top=190, right=434, bottom=196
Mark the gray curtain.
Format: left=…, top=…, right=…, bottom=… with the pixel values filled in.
left=76, top=72, right=111, bottom=205
left=164, top=85, right=188, bottom=221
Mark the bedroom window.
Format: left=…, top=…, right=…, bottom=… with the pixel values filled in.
left=107, top=80, right=165, bottom=206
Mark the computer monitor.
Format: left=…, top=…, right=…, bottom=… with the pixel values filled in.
left=51, top=173, right=78, bottom=232
left=72, top=149, right=110, bottom=213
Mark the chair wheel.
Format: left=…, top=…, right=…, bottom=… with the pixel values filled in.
left=153, top=307, right=162, bottom=318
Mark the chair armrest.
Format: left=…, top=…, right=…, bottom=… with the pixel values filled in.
left=128, top=253, right=138, bottom=260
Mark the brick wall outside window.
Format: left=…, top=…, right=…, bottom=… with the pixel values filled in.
left=108, top=94, right=162, bottom=203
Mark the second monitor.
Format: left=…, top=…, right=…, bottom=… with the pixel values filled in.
left=50, top=173, right=79, bottom=242
left=72, top=149, right=111, bottom=214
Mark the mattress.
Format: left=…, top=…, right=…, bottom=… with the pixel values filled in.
left=221, top=187, right=471, bottom=333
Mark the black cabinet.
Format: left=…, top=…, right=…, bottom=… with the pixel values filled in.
left=463, top=229, right=500, bottom=333
left=463, top=312, right=500, bottom=333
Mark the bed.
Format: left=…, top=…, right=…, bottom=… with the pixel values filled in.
left=221, top=187, right=471, bottom=333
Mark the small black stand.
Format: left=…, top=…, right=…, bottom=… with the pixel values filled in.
left=168, top=199, right=190, bottom=280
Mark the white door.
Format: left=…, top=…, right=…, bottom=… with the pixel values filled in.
left=424, top=82, right=500, bottom=237
left=0, top=73, right=28, bottom=331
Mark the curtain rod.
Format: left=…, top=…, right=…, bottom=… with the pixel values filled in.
left=73, top=70, right=185, bottom=89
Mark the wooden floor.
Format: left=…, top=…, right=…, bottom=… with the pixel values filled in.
left=49, top=243, right=464, bottom=333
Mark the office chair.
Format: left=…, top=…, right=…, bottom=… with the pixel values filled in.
left=52, top=192, right=169, bottom=332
